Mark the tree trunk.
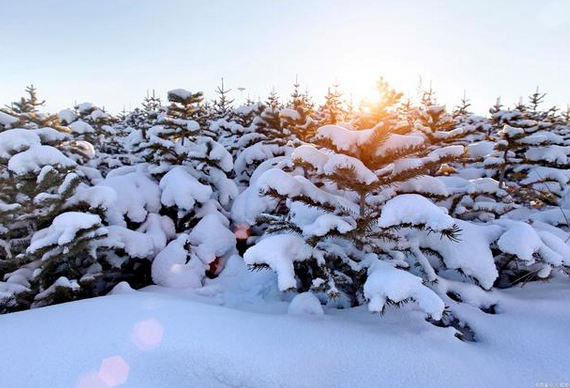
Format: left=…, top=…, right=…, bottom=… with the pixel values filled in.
left=359, top=192, right=366, bottom=217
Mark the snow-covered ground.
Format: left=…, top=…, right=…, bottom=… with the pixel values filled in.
left=1, top=258, right=569, bottom=388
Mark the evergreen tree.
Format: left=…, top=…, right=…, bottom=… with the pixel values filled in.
left=5, top=85, right=60, bottom=128
left=453, top=91, right=472, bottom=119
left=233, top=89, right=294, bottom=186
left=144, top=88, right=237, bottom=226
left=212, top=78, right=234, bottom=120
left=0, top=127, right=110, bottom=311
left=281, top=78, right=317, bottom=142
left=243, top=118, right=463, bottom=306
left=355, top=77, right=403, bottom=129
left=316, top=84, right=347, bottom=126
left=484, top=117, right=570, bottom=206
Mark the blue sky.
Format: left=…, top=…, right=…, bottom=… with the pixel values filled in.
left=1, top=0, right=569, bottom=114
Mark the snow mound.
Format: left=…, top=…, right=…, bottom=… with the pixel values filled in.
left=28, top=212, right=104, bottom=253
left=160, top=166, right=212, bottom=211
left=188, top=214, right=236, bottom=265
left=0, top=128, right=41, bottom=159
left=287, top=292, right=324, bottom=316
left=244, top=234, right=312, bottom=291
left=364, top=260, right=444, bottom=320
left=8, top=145, right=76, bottom=174
left=151, top=235, right=202, bottom=289
left=378, top=194, right=454, bottom=232
left=69, top=120, right=95, bottom=134
left=58, top=109, right=77, bottom=124
left=420, top=220, right=501, bottom=289
left=100, top=167, right=161, bottom=226
left=108, top=281, right=136, bottom=295
left=0, top=111, right=18, bottom=127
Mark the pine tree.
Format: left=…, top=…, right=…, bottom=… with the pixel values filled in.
left=355, top=77, right=403, bottom=129
left=142, top=90, right=162, bottom=113
left=233, top=89, right=294, bottom=186
left=122, top=91, right=165, bottom=165
left=484, top=116, right=570, bottom=206
left=562, top=105, right=570, bottom=126
left=5, top=85, right=60, bottom=128
left=144, top=88, right=237, bottom=227
left=281, top=77, right=317, bottom=142
left=453, top=91, right=472, bottom=119
left=0, top=127, right=109, bottom=311
left=419, top=82, right=437, bottom=108
left=243, top=117, right=464, bottom=308
left=316, top=84, right=347, bottom=126
left=212, top=78, right=234, bottom=120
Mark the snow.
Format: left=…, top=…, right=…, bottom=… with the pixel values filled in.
left=159, top=166, right=212, bottom=211
left=301, top=213, right=355, bottom=237
left=323, top=153, right=378, bottom=184
left=4, top=71, right=570, bottom=388
left=292, top=144, right=329, bottom=170
left=499, top=124, right=525, bottom=137
left=167, top=89, right=193, bottom=100
left=397, top=176, right=448, bottom=196
left=2, top=272, right=568, bottom=387
left=376, top=133, right=425, bottom=155
left=34, top=276, right=80, bottom=300
left=151, top=235, right=202, bottom=289
left=188, top=214, right=236, bottom=265
left=378, top=194, right=454, bottom=232
left=428, top=145, right=465, bottom=160
left=420, top=220, right=501, bottom=290
left=100, top=167, right=161, bottom=226
left=109, top=281, right=136, bottom=295
left=0, top=111, right=19, bottom=127
left=526, top=145, right=570, bottom=165
left=0, top=128, right=41, bottom=159
left=364, top=260, right=445, bottom=320
left=244, top=234, right=312, bottom=291
left=191, top=137, right=234, bottom=172
left=77, top=102, right=96, bottom=113
left=58, top=109, right=77, bottom=124
left=280, top=108, right=301, bottom=121
left=70, top=184, right=118, bottom=210
left=496, top=221, right=543, bottom=263
left=314, top=125, right=425, bottom=157
left=69, top=120, right=96, bottom=134
left=90, top=109, right=109, bottom=121
left=8, top=145, right=76, bottom=174
left=256, top=168, right=356, bottom=213
left=314, top=125, right=374, bottom=152
left=287, top=292, right=324, bottom=315
left=231, top=183, right=275, bottom=225
left=103, top=214, right=175, bottom=260
left=467, top=140, right=495, bottom=159
left=33, top=127, right=68, bottom=143
left=234, top=143, right=287, bottom=179
left=28, top=212, right=103, bottom=252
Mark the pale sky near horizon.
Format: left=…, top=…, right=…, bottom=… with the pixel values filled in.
left=1, top=0, right=569, bottom=115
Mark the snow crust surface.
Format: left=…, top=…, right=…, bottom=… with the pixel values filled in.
left=0, top=275, right=569, bottom=388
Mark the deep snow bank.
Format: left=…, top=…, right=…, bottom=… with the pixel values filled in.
left=0, top=277, right=569, bottom=388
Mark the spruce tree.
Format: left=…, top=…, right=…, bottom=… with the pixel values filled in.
left=355, top=77, right=403, bottom=130
left=212, top=78, right=234, bottom=120
left=243, top=118, right=464, bottom=308
left=0, top=127, right=110, bottom=311
left=316, top=84, right=347, bottom=126
left=233, top=89, right=294, bottom=186
left=281, top=78, right=317, bottom=142
left=5, top=85, right=60, bottom=128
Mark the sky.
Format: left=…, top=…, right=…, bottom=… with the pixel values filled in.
left=1, top=0, right=569, bottom=115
